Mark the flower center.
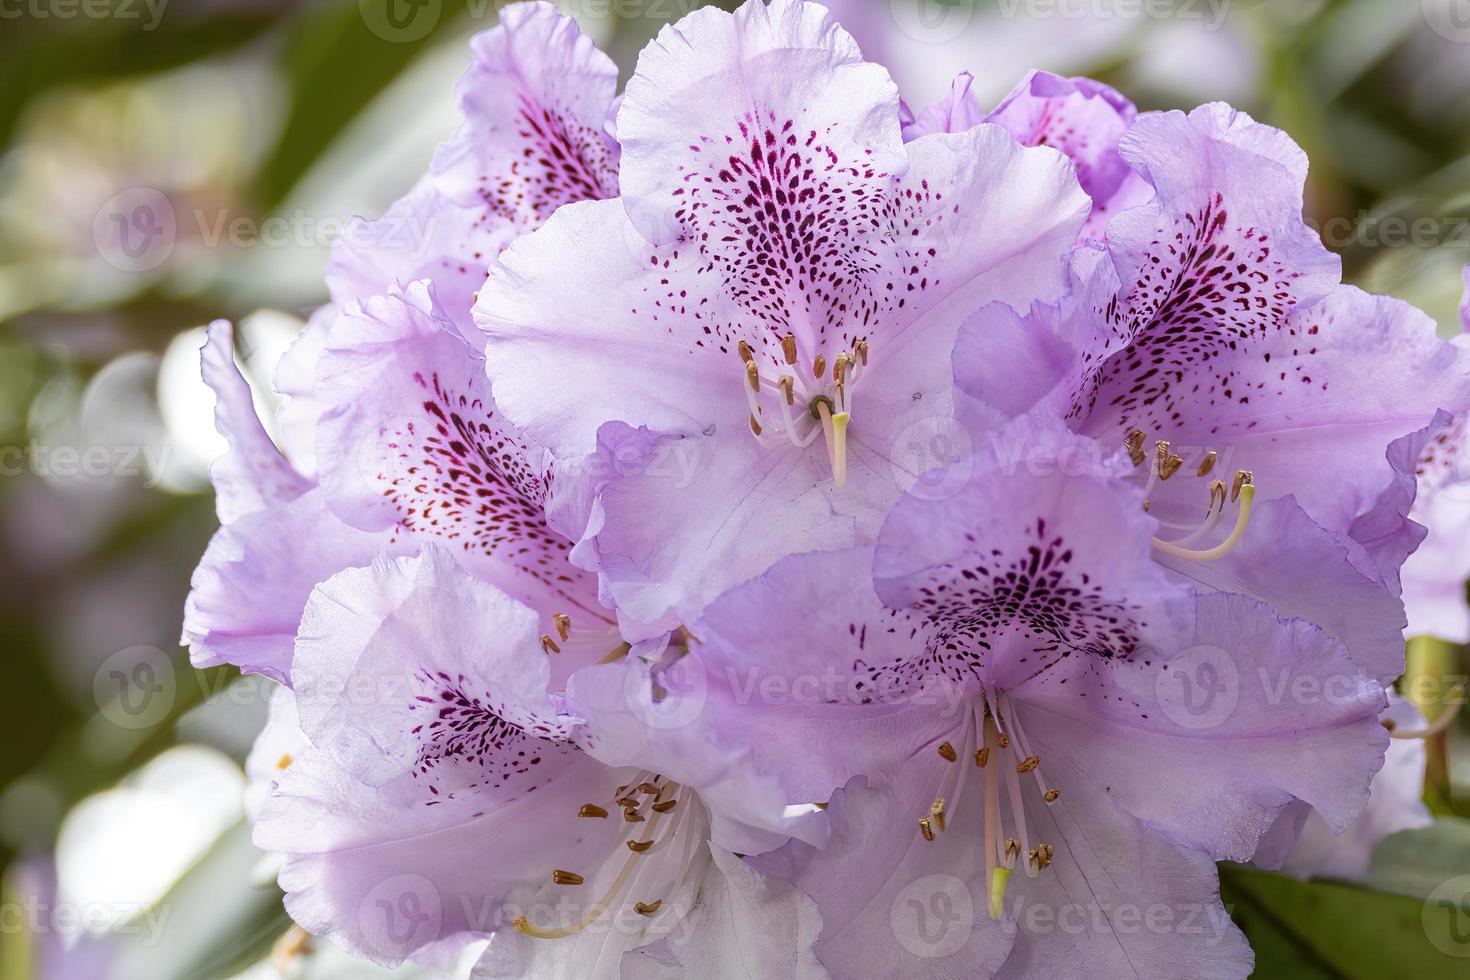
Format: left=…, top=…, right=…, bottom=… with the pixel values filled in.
left=514, top=773, right=707, bottom=940
left=1122, top=428, right=1256, bottom=562
left=737, top=334, right=869, bottom=486
left=919, top=690, right=1063, bottom=920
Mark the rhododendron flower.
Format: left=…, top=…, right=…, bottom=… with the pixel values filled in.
left=687, top=421, right=1387, bottom=978
left=256, top=547, right=823, bottom=975
left=951, top=104, right=1470, bottom=679
left=475, top=0, right=1090, bottom=629
left=185, top=5, right=626, bottom=681
left=1400, top=268, right=1470, bottom=641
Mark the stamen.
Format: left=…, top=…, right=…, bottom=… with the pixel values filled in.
left=778, top=375, right=795, bottom=406
left=1389, top=690, right=1464, bottom=740
left=931, top=796, right=947, bottom=833
left=855, top=339, right=869, bottom=366
left=634, top=901, right=662, bottom=916
left=737, top=340, right=754, bottom=363
left=1152, top=483, right=1255, bottom=562
left=554, top=613, right=572, bottom=642
left=812, top=354, right=826, bottom=380
left=652, top=799, right=678, bottom=813
left=552, top=870, right=584, bottom=885
left=579, top=804, right=608, bottom=819
left=540, top=634, right=561, bottom=655
left=745, top=359, right=760, bottom=393
left=936, top=740, right=958, bottom=762
left=1197, top=451, right=1217, bottom=477
left=919, top=817, right=936, bottom=842
left=975, top=747, right=989, bottom=767
left=626, top=839, right=654, bottom=853
left=782, top=334, right=798, bottom=365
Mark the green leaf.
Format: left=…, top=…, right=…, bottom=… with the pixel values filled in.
left=1220, top=864, right=1467, bottom=977
left=1367, top=819, right=1470, bottom=898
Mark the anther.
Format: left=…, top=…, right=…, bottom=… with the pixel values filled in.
left=552, top=870, right=584, bottom=885
left=738, top=339, right=754, bottom=363
left=578, top=804, right=608, bottom=819
left=637, top=782, right=660, bottom=795
left=1231, top=470, right=1252, bottom=503
left=782, top=334, right=798, bottom=365
left=745, top=360, right=760, bottom=393
left=834, top=353, right=851, bottom=386
left=812, top=354, right=826, bottom=379
left=1016, top=756, right=1040, bottom=774
left=540, top=634, right=561, bottom=655
left=778, top=375, right=795, bottom=405
left=937, top=741, right=957, bottom=762
left=1197, top=450, right=1217, bottom=477
left=1004, top=838, right=1021, bottom=866
left=1209, top=480, right=1226, bottom=515
left=554, top=613, right=571, bottom=642
left=919, top=817, right=935, bottom=841
left=623, top=809, right=645, bottom=823
left=626, top=840, right=654, bottom=853
left=749, top=413, right=762, bottom=437
left=931, top=796, right=946, bottom=833
left=997, top=733, right=1010, bottom=749
left=634, top=901, right=663, bottom=916
left=855, top=339, right=869, bottom=366
left=1124, top=428, right=1147, bottom=466
left=651, top=799, right=677, bottom=813
left=1043, top=789, right=1060, bottom=804
left=1156, top=441, right=1183, bottom=480
left=975, top=747, right=989, bottom=767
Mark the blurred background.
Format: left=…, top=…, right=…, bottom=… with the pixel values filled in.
left=1, top=0, right=1468, bottom=976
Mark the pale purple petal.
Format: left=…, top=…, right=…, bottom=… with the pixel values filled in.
left=432, top=1, right=619, bottom=226
left=259, top=547, right=614, bottom=963
left=984, top=70, right=1151, bottom=239
left=1158, top=495, right=1408, bottom=685
left=1019, top=592, right=1388, bottom=861
left=308, top=281, right=605, bottom=628
left=200, top=319, right=310, bottom=523
left=1280, top=692, right=1431, bottom=880
left=902, top=72, right=984, bottom=141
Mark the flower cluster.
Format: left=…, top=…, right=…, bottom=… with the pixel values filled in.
left=185, top=3, right=1470, bottom=978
